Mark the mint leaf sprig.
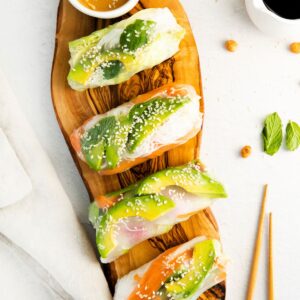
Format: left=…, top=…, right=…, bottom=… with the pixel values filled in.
left=262, top=112, right=283, bottom=156
left=286, top=121, right=300, bottom=151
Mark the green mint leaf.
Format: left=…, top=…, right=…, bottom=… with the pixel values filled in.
left=262, top=112, right=283, bottom=155
left=286, top=120, right=300, bottom=151
left=120, top=19, right=156, bottom=52
left=101, top=60, right=124, bottom=80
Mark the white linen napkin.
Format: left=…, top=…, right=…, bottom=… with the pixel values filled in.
left=0, top=128, right=32, bottom=207
left=0, top=70, right=112, bottom=300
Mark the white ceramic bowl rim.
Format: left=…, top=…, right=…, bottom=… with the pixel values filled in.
left=253, top=0, right=300, bottom=24
left=68, top=0, right=139, bottom=19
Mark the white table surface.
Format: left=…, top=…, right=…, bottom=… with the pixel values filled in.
left=1, top=0, right=300, bottom=299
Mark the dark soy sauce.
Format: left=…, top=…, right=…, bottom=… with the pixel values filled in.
left=263, top=0, right=300, bottom=20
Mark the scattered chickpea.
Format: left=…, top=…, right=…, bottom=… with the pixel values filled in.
left=290, top=42, right=300, bottom=54
left=225, top=40, right=238, bottom=52
left=241, top=145, right=252, bottom=158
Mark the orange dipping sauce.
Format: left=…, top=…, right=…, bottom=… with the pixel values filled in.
left=78, top=0, right=129, bottom=11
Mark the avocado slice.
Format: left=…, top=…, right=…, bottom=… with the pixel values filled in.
left=89, top=182, right=139, bottom=228
left=165, top=239, right=217, bottom=298
left=83, top=142, right=105, bottom=172
left=136, top=162, right=227, bottom=198
left=96, top=194, right=175, bottom=259
left=105, top=144, right=119, bottom=169
left=127, top=96, right=190, bottom=153
left=81, top=116, right=116, bottom=171
left=89, top=202, right=100, bottom=228
left=81, top=115, right=130, bottom=171
left=68, top=49, right=134, bottom=86
left=105, top=115, right=131, bottom=169
left=104, top=183, right=139, bottom=200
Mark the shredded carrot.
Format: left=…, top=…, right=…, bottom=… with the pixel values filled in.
left=131, top=84, right=188, bottom=104
left=134, top=274, right=141, bottom=283
left=128, top=246, right=193, bottom=300
left=95, top=194, right=119, bottom=209
left=166, top=87, right=188, bottom=97
left=70, top=130, right=82, bottom=154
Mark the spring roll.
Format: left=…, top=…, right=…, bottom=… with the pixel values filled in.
left=114, top=236, right=227, bottom=300
left=67, top=8, right=185, bottom=91
left=70, top=84, right=202, bottom=175
left=89, top=161, right=227, bottom=263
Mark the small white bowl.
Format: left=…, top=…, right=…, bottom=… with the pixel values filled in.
left=69, top=0, right=139, bottom=19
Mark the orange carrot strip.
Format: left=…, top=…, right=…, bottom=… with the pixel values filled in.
left=70, top=129, right=82, bottom=154
left=131, top=84, right=187, bottom=104
left=128, top=247, right=193, bottom=300
left=95, top=194, right=119, bottom=209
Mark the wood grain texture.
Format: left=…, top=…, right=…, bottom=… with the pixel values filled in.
left=51, top=0, right=225, bottom=298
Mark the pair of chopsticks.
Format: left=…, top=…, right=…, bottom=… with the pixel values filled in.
left=246, top=184, right=274, bottom=300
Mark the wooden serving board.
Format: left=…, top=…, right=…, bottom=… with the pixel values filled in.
left=51, top=0, right=225, bottom=299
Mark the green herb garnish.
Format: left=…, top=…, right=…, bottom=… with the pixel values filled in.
left=120, top=19, right=155, bottom=52
left=81, top=116, right=117, bottom=171
left=286, top=120, right=300, bottom=151
left=262, top=112, right=283, bottom=155
left=101, top=60, right=124, bottom=80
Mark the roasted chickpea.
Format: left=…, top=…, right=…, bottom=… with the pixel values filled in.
left=241, top=145, right=252, bottom=158
left=290, top=42, right=300, bottom=54
left=225, top=40, right=238, bottom=52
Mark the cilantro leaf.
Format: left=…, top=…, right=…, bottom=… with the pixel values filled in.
left=262, top=112, right=283, bottom=155
left=286, top=120, right=300, bottom=151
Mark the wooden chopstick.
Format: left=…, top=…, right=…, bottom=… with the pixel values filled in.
left=268, top=212, right=274, bottom=300
left=246, top=184, right=269, bottom=300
